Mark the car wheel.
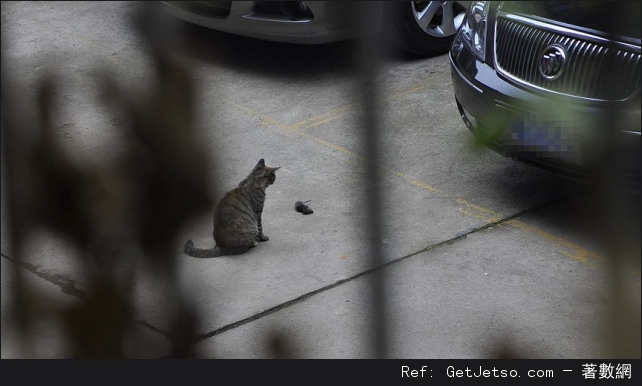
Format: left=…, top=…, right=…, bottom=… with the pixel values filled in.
left=383, top=1, right=470, bottom=56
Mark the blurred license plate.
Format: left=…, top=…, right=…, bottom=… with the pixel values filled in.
left=496, top=104, right=581, bottom=163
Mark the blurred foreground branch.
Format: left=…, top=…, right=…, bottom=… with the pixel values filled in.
left=1, top=3, right=211, bottom=358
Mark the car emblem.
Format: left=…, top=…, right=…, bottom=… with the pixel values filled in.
left=538, top=44, right=567, bottom=80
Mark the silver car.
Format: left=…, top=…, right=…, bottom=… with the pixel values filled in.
left=161, top=1, right=470, bottom=56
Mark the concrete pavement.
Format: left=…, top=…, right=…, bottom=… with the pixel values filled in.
left=1, top=1, right=639, bottom=359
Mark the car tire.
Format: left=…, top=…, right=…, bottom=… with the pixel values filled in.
left=383, top=1, right=469, bottom=56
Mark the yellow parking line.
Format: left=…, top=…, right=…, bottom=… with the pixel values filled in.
left=382, top=84, right=431, bottom=99
left=454, top=197, right=504, bottom=223
left=506, top=219, right=603, bottom=266
left=221, top=99, right=289, bottom=129
left=289, top=104, right=358, bottom=131
left=449, top=197, right=603, bottom=265
left=384, top=167, right=441, bottom=193
left=290, top=83, right=432, bottom=133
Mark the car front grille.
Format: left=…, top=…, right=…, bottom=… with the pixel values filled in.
left=494, top=14, right=641, bottom=102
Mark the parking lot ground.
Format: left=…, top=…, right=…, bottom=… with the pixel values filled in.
left=1, top=1, right=639, bottom=359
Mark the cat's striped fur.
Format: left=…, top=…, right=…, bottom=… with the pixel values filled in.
left=184, top=159, right=279, bottom=258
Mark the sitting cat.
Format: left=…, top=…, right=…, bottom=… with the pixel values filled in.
left=184, top=158, right=279, bottom=257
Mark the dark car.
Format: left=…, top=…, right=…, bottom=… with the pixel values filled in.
left=450, top=1, right=641, bottom=191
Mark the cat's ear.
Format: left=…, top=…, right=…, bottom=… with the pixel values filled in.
left=257, top=158, right=265, bottom=166
left=272, top=166, right=281, bottom=171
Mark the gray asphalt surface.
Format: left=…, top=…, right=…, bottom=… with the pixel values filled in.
left=1, top=1, right=640, bottom=359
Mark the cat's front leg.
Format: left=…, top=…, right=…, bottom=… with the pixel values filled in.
left=256, top=212, right=269, bottom=241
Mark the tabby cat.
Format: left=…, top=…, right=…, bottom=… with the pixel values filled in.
left=184, top=159, right=279, bottom=257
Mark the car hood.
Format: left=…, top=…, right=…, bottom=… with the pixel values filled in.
left=499, top=1, right=641, bottom=42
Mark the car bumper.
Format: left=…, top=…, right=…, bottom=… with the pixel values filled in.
left=160, top=1, right=383, bottom=44
left=449, top=33, right=641, bottom=190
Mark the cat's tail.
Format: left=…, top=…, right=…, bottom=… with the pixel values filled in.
left=184, top=239, right=221, bottom=258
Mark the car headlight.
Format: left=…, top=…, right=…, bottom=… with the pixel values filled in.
left=460, top=1, right=489, bottom=62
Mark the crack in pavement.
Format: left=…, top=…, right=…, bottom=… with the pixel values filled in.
left=189, top=204, right=536, bottom=343
left=0, top=251, right=168, bottom=341
left=0, top=199, right=558, bottom=347
left=1, top=252, right=87, bottom=300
